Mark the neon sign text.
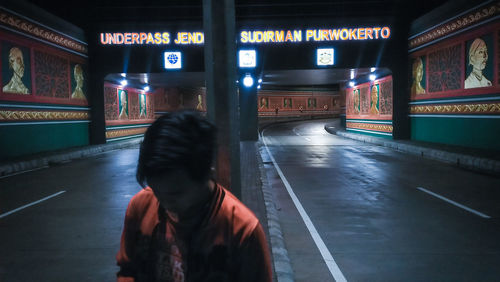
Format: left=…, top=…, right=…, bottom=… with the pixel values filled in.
left=240, top=27, right=391, bottom=44
left=100, top=32, right=171, bottom=45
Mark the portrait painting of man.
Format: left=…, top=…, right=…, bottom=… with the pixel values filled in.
left=118, top=89, right=129, bottom=119
left=71, top=64, right=86, bottom=100
left=139, top=93, right=147, bottom=118
left=370, top=84, right=379, bottom=115
left=283, top=98, right=292, bottom=108
left=353, top=89, right=360, bottom=114
left=2, top=45, right=31, bottom=94
left=259, top=97, right=268, bottom=109
left=411, top=57, right=426, bottom=96
left=465, top=36, right=492, bottom=89
left=308, top=98, right=316, bottom=108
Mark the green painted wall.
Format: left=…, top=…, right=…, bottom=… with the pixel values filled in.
left=411, top=117, right=500, bottom=151
left=0, top=123, right=89, bottom=159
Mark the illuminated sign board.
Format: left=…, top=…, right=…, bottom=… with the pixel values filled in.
left=164, top=52, right=182, bottom=69
left=239, top=50, right=257, bottom=68
left=99, top=27, right=391, bottom=45
left=240, top=27, right=391, bottom=43
left=100, top=32, right=204, bottom=45
left=317, top=48, right=334, bottom=66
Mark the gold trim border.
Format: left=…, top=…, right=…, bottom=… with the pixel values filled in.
left=106, top=127, right=147, bottom=139
left=409, top=2, right=500, bottom=49
left=410, top=103, right=500, bottom=114
left=346, top=122, right=393, bottom=133
left=0, top=109, right=89, bottom=121
left=0, top=10, right=88, bottom=54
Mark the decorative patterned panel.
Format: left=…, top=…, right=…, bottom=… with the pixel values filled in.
left=147, top=95, right=155, bottom=119
left=0, top=9, right=88, bottom=55
left=428, top=44, right=461, bottom=92
left=106, top=127, right=147, bottom=139
left=34, top=50, right=69, bottom=98
left=0, top=109, right=88, bottom=121
left=410, top=102, right=500, bottom=114
left=409, top=2, right=499, bottom=50
left=379, top=80, right=393, bottom=115
left=347, top=122, right=393, bottom=133
left=360, top=86, right=369, bottom=114
left=104, top=86, right=118, bottom=120
left=129, top=91, right=139, bottom=120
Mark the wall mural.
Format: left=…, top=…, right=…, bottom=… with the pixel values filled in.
left=34, top=50, right=69, bottom=98
left=370, top=84, right=380, bottom=115
left=259, top=97, right=269, bottom=109
left=283, top=98, right=292, bottom=108
left=411, top=56, right=426, bottom=96
left=118, top=89, right=128, bottom=119
left=465, top=35, right=493, bottom=89
left=428, top=44, right=461, bottom=92
left=104, top=86, right=118, bottom=120
left=345, top=76, right=393, bottom=136
left=2, top=43, right=31, bottom=94
left=307, top=97, right=317, bottom=108
left=71, top=63, right=86, bottom=100
left=379, top=80, right=393, bottom=115
left=139, top=93, right=147, bottom=118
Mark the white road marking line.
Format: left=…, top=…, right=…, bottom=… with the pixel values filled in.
left=417, top=187, right=491, bottom=219
left=0, top=166, right=49, bottom=179
left=262, top=127, right=348, bottom=282
left=0, top=191, right=66, bottom=219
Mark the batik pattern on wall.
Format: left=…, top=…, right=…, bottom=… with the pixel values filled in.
left=428, top=44, right=461, bottom=93
left=104, top=86, right=118, bottom=120
left=360, top=87, right=369, bottom=115
left=34, top=50, right=70, bottom=98
left=379, top=80, right=393, bottom=115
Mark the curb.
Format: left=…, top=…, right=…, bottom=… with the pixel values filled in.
left=324, top=125, right=500, bottom=176
left=257, top=140, right=295, bottom=282
left=0, top=138, right=143, bottom=177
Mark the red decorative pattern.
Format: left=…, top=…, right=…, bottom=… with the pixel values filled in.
left=379, top=80, right=393, bottom=115
left=129, top=92, right=139, bottom=120
left=428, top=44, right=461, bottom=92
left=147, top=95, right=155, bottom=119
left=360, top=86, right=369, bottom=114
left=34, top=50, right=69, bottom=98
left=104, top=87, right=118, bottom=120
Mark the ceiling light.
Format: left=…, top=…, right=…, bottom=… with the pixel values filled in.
left=120, top=80, right=128, bottom=86
left=243, top=74, right=254, bottom=88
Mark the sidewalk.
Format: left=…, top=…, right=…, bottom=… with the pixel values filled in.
left=324, top=120, right=500, bottom=176
left=0, top=138, right=142, bottom=177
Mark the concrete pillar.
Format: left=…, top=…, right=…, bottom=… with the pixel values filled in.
left=239, top=84, right=258, bottom=140
left=203, top=0, right=241, bottom=198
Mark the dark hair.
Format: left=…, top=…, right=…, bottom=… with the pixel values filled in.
left=136, top=110, right=216, bottom=187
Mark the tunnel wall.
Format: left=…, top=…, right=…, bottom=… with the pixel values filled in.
left=0, top=6, right=90, bottom=159
left=344, top=75, right=393, bottom=138
left=408, top=1, right=500, bottom=151
left=153, top=86, right=207, bottom=116
left=103, top=83, right=207, bottom=142
left=103, top=82, right=156, bottom=142
left=257, top=89, right=340, bottom=119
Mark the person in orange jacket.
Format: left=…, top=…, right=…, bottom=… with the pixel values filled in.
left=116, top=110, right=272, bottom=282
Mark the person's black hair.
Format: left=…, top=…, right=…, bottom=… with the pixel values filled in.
left=136, top=110, right=216, bottom=188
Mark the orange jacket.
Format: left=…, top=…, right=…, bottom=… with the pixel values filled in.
left=116, top=184, right=272, bottom=282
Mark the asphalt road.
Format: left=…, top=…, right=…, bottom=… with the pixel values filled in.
left=0, top=147, right=142, bottom=281
left=260, top=119, right=500, bottom=282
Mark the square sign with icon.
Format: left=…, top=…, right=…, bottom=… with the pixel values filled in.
left=164, top=51, right=182, bottom=69
left=317, top=48, right=334, bottom=66
left=239, top=50, right=257, bottom=68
